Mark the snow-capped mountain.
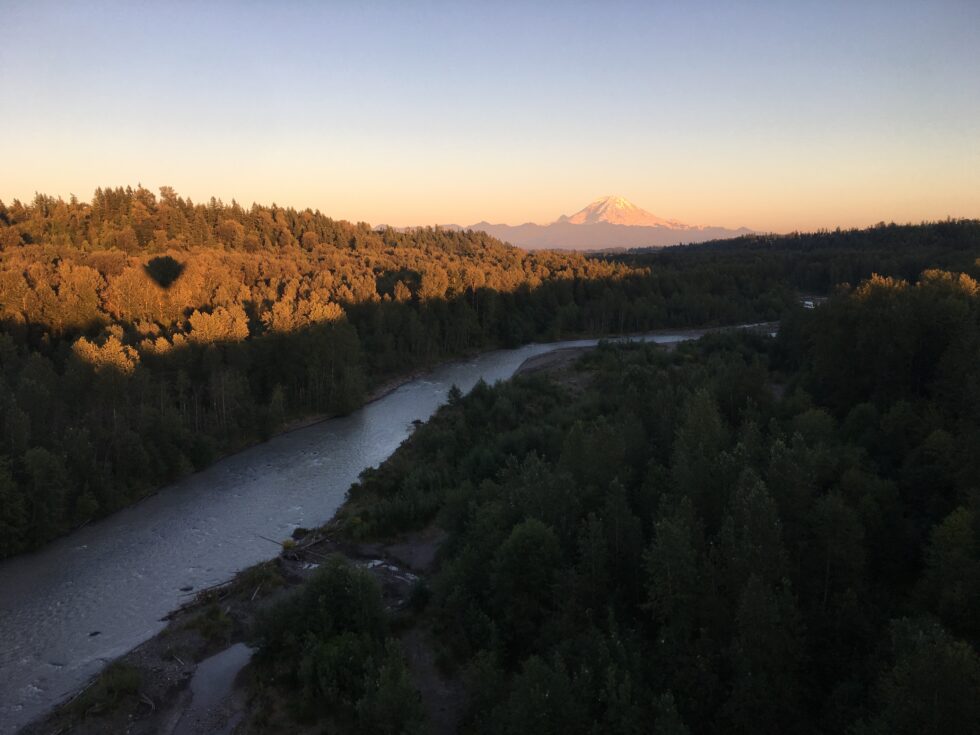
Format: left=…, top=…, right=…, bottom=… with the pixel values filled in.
left=464, top=196, right=751, bottom=251
left=555, top=195, right=683, bottom=228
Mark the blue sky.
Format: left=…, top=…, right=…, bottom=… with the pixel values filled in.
left=2, top=0, right=978, bottom=230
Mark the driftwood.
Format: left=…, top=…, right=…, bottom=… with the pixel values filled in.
left=139, top=692, right=156, bottom=713
left=162, top=578, right=235, bottom=620
left=161, top=531, right=336, bottom=623
left=259, top=531, right=336, bottom=563
left=296, top=546, right=332, bottom=562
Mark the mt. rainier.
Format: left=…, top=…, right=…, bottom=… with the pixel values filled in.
left=464, top=196, right=751, bottom=251
left=556, top=195, right=684, bottom=228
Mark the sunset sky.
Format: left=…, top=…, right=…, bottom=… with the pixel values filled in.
left=2, top=0, right=978, bottom=232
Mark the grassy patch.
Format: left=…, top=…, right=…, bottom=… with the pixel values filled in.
left=69, top=662, right=141, bottom=717
left=185, top=602, right=233, bottom=644
left=232, top=560, right=285, bottom=599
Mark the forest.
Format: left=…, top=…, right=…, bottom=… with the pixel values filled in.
left=0, top=186, right=978, bottom=559
left=250, top=268, right=979, bottom=733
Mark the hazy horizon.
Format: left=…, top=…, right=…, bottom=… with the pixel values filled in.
left=2, top=0, right=978, bottom=232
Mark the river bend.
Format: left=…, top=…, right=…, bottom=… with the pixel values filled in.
left=0, top=330, right=716, bottom=732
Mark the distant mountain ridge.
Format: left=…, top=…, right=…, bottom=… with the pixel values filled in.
left=456, top=195, right=752, bottom=250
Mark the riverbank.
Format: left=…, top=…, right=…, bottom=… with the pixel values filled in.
left=269, top=360, right=456, bottom=436
left=512, top=321, right=775, bottom=378
left=21, top=518, right=455, bottom=734
left=21, top=336, right=642, bottom=734
left=6, top=322, right=776, bottom=733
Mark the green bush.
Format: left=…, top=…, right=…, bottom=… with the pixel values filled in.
left=253, top=556, right=423, bottom=731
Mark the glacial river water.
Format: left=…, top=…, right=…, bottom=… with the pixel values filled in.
left=0, top=329, right=738, bottom=732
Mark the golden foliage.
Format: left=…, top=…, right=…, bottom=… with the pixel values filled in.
left=918, top=269, right=980, bottom=296
left=72, top=335, right=140, bottom=374
left=854, top=273, right=908, bottom=300
left=187, top=305, right=251, bottom=344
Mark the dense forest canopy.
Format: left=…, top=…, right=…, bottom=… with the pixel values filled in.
left=0, top=187, right=977, bottom=561
left=0, top=186, right=637, bottom=340
left=267, top=269, right=979, bottom=734
left=615, top=219, right=980, bottom=296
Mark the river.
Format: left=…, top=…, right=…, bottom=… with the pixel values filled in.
left=0, top=329, right=740, bottom=732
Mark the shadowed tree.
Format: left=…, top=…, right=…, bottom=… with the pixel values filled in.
left=491, top=519, right=562, bottom=661
left=143, top=255, right=184, bottom=288
left=859, top=618, right=980, bottom=735
left=726, top=574, right=804, bottom=734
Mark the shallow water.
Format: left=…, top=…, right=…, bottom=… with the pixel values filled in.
left=173, top=642, right=253, bottom=735
left=0, top=330, right=711, bottom=733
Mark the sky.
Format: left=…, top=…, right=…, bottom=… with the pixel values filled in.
left=1, top=0, right=978, bottom=232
